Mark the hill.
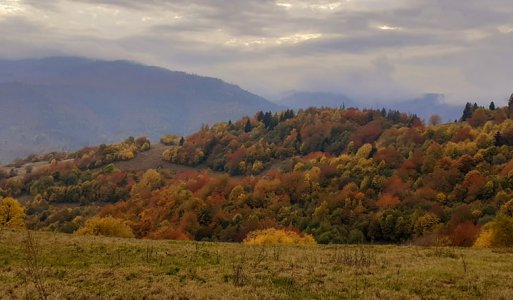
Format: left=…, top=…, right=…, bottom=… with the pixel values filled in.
left=2, top=103, right=513, bottom=248
left=276, top=91, right=462, bottom=123
left=0, top=57, right=279, bottom=163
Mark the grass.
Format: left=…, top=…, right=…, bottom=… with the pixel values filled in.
left=1, top=229, right=513, bottom=299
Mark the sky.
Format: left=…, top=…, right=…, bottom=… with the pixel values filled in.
left=0, top=0, right=512, bottom=104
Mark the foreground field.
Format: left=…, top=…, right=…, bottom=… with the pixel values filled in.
left=1, top=229, right=512, bottom=299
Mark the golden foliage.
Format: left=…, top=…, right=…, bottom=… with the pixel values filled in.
left=0, top=197, right=25, bottom=228
left=160, top=134, right=179, bottom=146
left=473, top=229, right=493, bottom=248
left=243, top=228, right=316, bottom=245
left=474, top=216, right=513, bottom=248
left=76, top=216, right=134, bottom=238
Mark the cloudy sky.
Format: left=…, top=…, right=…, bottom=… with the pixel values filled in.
left=0, top=0, right=512, bottom=103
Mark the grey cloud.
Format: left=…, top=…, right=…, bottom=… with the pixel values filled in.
left=5, top=0, right=513, bottom=103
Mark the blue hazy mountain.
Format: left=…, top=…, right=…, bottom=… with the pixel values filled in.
left=0, top=57, right=279, bottom=162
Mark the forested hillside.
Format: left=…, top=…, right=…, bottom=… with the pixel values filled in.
left=2, top=99, right=513, bottom=247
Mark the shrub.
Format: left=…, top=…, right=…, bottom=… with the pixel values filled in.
left=449, top=221, right=480, bottom=247
left=0, top=197, right=25, bottom=228
left=243, top=228, right=316, bottom=245
left=76, top=216, right=134, bottom=238
left=474, top=215, right=513, bottom=248
left=160, top=134, right=179, bottom=146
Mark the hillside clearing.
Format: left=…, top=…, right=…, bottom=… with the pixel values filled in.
left=1, top=229, right=512, bottom=299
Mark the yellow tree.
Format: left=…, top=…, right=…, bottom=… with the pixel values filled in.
left=76, top=216, right=134, bottom=238
left=0, top=197, right=25, bottom=228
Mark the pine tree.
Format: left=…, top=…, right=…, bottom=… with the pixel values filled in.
left=489, top=101, right=495, bottom=111
left=255, top=111, right=264, bottom=122
left=495, top=131, right=504, bottom=147
left=460, top=102, right=473, bottom=121
left=508, top=94, right=513, bottom=118
left=244, top=119, right=252, bottom=133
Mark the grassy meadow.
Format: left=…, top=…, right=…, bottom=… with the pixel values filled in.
left=1, top=229, right=513, bottom=299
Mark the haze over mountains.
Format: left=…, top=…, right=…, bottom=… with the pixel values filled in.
left=0, top=57, right=278, bottom=163
left=277, top=91, right=462, bottom=123
left=0, top=56, right=465, bottom=163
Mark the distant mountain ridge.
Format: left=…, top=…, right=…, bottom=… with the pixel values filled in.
left=0, top=57, right=279, bottom=163
left=276, top=91, right=462, bottom=122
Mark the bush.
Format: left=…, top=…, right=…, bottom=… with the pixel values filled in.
left=243, top=228, right=316, bottom=245
left=76, top=216, right=134, bottom=238
left=0, top=197, right=25, bottom=228
left=449, top=221, right=480, bottom=247
left=160, top=134, right=179, bottom=146
left=474, top=215, right=513, bottom=248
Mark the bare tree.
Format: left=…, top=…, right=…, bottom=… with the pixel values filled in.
left=429, top=114, right=442, bottom=126
left=21, top=230, right=48, bottom=300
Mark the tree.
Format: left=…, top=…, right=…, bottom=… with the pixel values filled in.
left=376, top=194, right=400, bottom=208
left=428, top=114, right=441, bottom=126
left=489, top=101, right=495, bottom=110
left=474, top=216, right=513, bottom=248
left=160, top=134, right=179, bottom=146
left=494, top=131, right=504, bottom=146
left=76, top=216, right=134, bottom=238
left=244, top=119, right=252, bottom=133
left=509, top=94, right=513, bottom=118
left=131, top=169, right=162, bottom=197
left=0, top=197, right=25, bottom=228
left=460, top=102, right=473, bottom=121
left=467, top=108, right=488, bottom=127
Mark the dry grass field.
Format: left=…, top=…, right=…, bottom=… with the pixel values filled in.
left=1, top=229, right=513, bottom=299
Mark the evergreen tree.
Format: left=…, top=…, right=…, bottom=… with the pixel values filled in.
left=489, top=101, right=496, bottom=111
left=495, top=131, right=504, bottom=147
left=255, top=111, right=264, bottom=122
left=244, top=119, right=252, bottom=133
left=509, top=94, right=513, bottom=118
left=179, top=136, right=185, bottom=146
left=460, top=102, right=473, bottom=121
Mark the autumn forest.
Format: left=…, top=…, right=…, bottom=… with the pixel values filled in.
left=2, top=97, right=513, bottom=249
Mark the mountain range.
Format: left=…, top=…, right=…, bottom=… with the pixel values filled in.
left=0, top=57, right=278, bottom=163
left=0, top=57, right=465, bottom=163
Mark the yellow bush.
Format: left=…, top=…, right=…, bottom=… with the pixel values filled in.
left=0, top=197, right=25, bottom=228
left=474, top=216, right=513, bottom=248
left=76, top=216, right=134, bottom=238
left=160, top=134, right=179, bottom=145
left=473, top=229, right=493, bottom=248
left=243, top=228, right=316, bottom=245
left=118, top=149, right=135, bottom=160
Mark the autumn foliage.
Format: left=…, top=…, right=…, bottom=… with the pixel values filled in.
left=76, top=216, right=134, bottom=238
left=0, top=197, right=25, bottom=228
left=5, top=104, right=513, bottom=247
left=243, top=228, right=316, bottom=245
